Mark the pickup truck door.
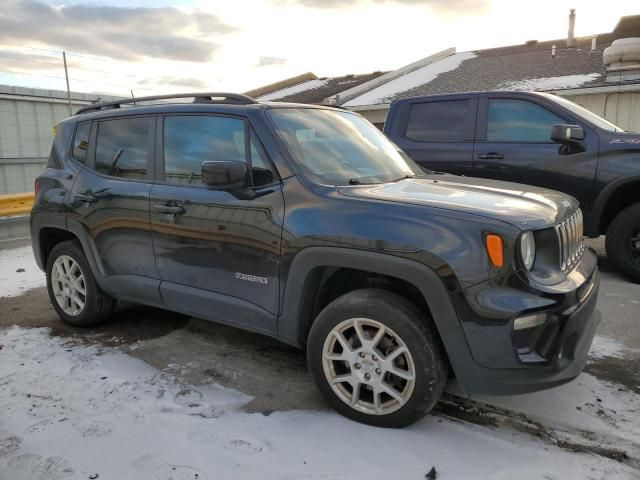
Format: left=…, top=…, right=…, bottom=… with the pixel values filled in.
left=386, top=96, right=477, bottom=176
left=472, top=95, right=598, bottom=209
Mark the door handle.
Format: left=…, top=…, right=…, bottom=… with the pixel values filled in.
left=74, top=193, right=98, bottom=203
left=153, top=204, right=185, bottom=215
left=477, top=153, right=505, bottom=160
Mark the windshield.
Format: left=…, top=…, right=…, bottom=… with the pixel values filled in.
left=268, top=108, right=423, bottom=185
left=539, top=93, right=625, bottom=132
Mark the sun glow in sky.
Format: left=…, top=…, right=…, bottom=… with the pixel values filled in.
left=0, top=0, right=637, bottom=96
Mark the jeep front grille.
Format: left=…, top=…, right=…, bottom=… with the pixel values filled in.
left=555, top=209, right=585, bottom=271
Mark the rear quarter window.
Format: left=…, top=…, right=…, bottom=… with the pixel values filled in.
left=71, top=122, right=91, bottom=163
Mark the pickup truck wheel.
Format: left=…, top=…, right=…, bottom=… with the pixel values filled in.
left=605, top=203, right=640, bottom=283
left=46, top=240, right=115, bottom=326
left=307, top=288, right=447, bottom=428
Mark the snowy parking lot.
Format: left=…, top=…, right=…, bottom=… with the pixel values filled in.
left=1, top=239, right=639, bottom=480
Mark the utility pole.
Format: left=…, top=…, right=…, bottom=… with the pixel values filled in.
left=62, top=51, right=73, bottom=116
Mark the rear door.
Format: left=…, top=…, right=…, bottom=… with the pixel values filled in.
left=473, top=95, right=598, bottom=207
left=150, top=113, right=284, bottom=334
left=68, top=115, right=160, bottom=302
left=387, top=95, right=477, bottom=175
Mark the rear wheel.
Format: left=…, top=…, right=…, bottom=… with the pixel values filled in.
left=307, top=289, right=447, bottom=428
left=605, top=203, right=640, bottom=283
left=46, top=240, right=115, bottom=326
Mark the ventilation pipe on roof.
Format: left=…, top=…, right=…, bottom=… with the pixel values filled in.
left=552, top=45, right=556, bottom=58
left=591, top=36, right=597, bottom=51
left=567, top=9, right=576, bottom=48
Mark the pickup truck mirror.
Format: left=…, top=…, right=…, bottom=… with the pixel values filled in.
left=550, top=124, right=585, bottom=145
left=202, top=161, right=248, bottom=190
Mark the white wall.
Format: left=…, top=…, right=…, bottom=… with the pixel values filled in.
left=560, top=92, right=640, bottom=132
left=0, top=85, right=120, bottom=194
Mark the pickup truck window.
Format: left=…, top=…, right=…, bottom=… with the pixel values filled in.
left=269, top=108, right=421, bottom=186
left=405, top=99, right=469, bottom=142
left=487, top=99, right=563, bottom=142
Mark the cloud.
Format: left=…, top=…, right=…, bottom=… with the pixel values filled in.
left=138, top=77, right=211, bottom=89
left=255, top=56, right=287, bottom=67
left=0, top=0, right=236, bottom=62
left=274, top=0, right=487, bottom=13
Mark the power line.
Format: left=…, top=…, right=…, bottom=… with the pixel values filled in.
left=0, top=42, right=63, bottom=56
left=0, top=52, right=63, bottom=69
left=0, top=42, right=214, bottom=91
left=0, top=68, right=156, bottom=93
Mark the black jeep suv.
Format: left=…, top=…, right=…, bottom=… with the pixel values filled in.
left=32, top=93, right=600, bottom=428
left=385, top=91, right=640, bottom=282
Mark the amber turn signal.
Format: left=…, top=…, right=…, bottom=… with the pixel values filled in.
left=485, top=234, right=504, bottom=267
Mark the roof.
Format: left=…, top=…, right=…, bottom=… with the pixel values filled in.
left=344, top=14, right=640, bottom=108
left=252, top=71, right=388, bottom=104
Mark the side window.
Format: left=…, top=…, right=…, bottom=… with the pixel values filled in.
left=95, top=117, right=151, bottom=179
left=71, top=122, right=91, bottom=163
left=405, top=100, right=470, bottom=142
left=487, top=99, right=563, bottom=142
left=163, top=115, right=277, bottom=187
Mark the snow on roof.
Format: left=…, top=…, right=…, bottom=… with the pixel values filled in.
left=498, top=73, right=602, bottom=91
left=257, top=79, right=328, bottom=101
left=343, top=51, right=477, bottom=107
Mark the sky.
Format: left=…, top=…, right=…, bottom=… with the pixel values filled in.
left=0, top=0, right=638, bottom=97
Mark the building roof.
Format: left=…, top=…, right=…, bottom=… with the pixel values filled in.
left=344, top=14, right=640, bottom=108
left=249, top=71, right=387, bottom=104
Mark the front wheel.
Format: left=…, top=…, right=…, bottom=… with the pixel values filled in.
left=605, top=203, right=640, bottom=283
left=46, top=240, right=115, bottom=327
left=307, top=289, right=447, bottom=428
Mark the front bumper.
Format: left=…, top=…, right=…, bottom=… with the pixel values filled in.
left=447, top=248, right=601, bottom=395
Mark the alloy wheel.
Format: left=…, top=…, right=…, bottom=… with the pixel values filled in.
left=322, top=317, right=416, bottom=415
left=51, top=255, right=87, bottom=316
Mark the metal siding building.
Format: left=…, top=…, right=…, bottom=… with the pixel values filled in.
left=0, top=85, right=118, bottom=195
left=564, top=91, right=640, bottom=132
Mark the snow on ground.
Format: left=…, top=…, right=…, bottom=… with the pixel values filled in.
left=589, top=334, right=634, bottom=360
left=498, top=73, right=601, bottom=92
left=0, top=245, right=45, bottom=297
left=1, top=326, right=637, bottom=480
left=257, top=79, right=328, bottom=101
left=343, top=52, right=477, bottom=107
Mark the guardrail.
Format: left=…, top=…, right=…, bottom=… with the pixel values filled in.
left=0, top=192, right=34, bottom=217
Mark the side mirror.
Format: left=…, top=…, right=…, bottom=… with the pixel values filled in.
left=202, top=161, right=248, bottom=190
left=551, top=124, right=585, bottom=145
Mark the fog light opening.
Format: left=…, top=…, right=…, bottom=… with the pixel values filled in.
left=513, top=313, right=547, bottom=331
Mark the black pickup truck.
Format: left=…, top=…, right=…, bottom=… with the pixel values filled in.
left=385, top=91, right=640, bottom=282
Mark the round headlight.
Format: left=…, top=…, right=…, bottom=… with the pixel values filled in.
left=520, top=231, right=536, bottom=270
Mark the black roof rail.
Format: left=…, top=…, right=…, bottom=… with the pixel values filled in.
left=75, top=92, right=257, bottom=115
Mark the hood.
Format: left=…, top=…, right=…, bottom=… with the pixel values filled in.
left=338, top=175, right=578, bottom=230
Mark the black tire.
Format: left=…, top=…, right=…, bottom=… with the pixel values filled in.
left=46, top=240, right=115, bottom=327
left=605, top=203, right=640, bottom=283
left=307, top=288, right=447, bottom=428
